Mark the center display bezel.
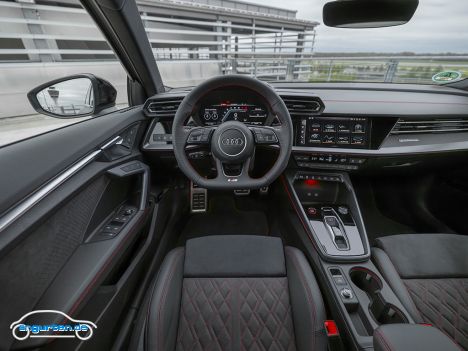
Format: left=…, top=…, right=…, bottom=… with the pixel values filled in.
left=296, top=116, right=370, bottom=149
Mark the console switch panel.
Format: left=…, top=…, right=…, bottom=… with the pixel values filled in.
left=91, top=205, right=137, bottom=242
left=329, top=267, right=358, bottom=305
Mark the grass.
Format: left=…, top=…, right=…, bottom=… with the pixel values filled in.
left=304, top=59, right=468, bottom=84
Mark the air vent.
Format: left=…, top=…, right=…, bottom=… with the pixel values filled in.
left=281, top=96, right=323, bottom=116
left=391, top=118, right=468, bottom=135
left=145, top=97, right=184, bottom=117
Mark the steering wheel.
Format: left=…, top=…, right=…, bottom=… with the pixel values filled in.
left=172, top=75, right=293, bottom=190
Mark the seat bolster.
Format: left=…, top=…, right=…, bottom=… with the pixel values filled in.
left=285, top=246, right=327, bottom=351
left=145, top=247, right=185, bottom=351
left=375, top=234, right=468, bottom=279
left=372, top=247, right=423, bottom=323
left=373, top=324, right=460, bottom=351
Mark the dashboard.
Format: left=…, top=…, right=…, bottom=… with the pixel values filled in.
left=142, top=82, right=468, bottom=173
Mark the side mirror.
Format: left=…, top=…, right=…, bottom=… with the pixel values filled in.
left=323, top=0, right=419, bottom=28
left=27, top=74, right=117, bottom=119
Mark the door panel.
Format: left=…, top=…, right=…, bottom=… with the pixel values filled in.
left=0, top=108, right=154, bottom=350
left=0, top=177, right=109, bottom=348
left=0, top=107, right=144, bottom=215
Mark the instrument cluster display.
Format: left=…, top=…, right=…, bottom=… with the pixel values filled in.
left=200, top=102, right=268, bottom=126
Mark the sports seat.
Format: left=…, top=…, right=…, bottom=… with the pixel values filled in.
left=372, top=233, right=468, bottom=349
left=131, top=235, right=328, bottom=351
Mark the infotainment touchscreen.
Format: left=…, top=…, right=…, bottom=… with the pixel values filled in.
left=296, top=117, right=369, bottom=148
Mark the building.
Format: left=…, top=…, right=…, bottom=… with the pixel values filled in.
left=0, top=0, right=318, bottom=118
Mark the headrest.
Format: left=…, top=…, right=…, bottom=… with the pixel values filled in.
left=184, top=235, right=285, bottom=277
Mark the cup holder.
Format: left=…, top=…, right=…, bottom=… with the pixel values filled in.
left=350, top=268, right=383, bottom=294
left=350, top=268, right=408, bottom=325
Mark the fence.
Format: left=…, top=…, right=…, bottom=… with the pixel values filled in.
left=1, top=0, right=468, bottom=122
left=299, top=56, right=468, bottom=85
left=0, top=0, right=317, bottom=78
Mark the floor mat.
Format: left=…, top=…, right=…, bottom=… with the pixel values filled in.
left=179, top=196, right=269, bottom=242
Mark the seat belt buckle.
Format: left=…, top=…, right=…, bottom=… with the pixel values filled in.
left=324, top=320, right=344, bottom=351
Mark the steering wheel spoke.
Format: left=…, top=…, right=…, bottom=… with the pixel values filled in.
left=214, top=157, right=252, bottom=184
left=186, top=126, right=215, bottom=146
left=249, top=126, right=279, bottom=145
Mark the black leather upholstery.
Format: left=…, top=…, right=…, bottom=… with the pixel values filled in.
left=145, top=248, right=185, bottom=351
left=285, top=247, right=328, bottom=351
left=135, top=235, right=327, bottom=351
left=373, top=324, right=460, bottom=351
left=372, top=234, right=468, bottom=350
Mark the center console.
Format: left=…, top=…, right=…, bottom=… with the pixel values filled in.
left=283, top=170, right=416, bottom=350
left=286, top=171, right=369, bottom=261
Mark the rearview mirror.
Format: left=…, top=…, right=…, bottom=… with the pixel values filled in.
left=323, top=0, right=419, bottom=28
left=27, top=74, right=117, bottom=119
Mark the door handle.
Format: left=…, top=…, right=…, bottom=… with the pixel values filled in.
left=107, top=161, right=150, bottom=211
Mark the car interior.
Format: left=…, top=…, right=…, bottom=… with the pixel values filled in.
left=0, top=0, right=467, bottom=350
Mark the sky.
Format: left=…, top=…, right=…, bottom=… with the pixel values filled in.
left=251, top=0, right=468, bottom=53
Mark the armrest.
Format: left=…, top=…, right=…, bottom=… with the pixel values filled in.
left=373, top=324, right=460, bottom=351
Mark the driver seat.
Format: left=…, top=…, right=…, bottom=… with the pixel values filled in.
left=131, top=235, right=327, bottom=351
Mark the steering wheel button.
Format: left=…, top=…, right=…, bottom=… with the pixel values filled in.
left=266, top=133, right=278, bottom=143
left=255, top=134, right=265, bottom=142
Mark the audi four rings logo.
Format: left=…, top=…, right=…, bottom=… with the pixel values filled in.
left=221, top=138, right=244, bottom=146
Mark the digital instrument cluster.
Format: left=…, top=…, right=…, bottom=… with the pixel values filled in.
left=200, top=102, right=268, bottom=126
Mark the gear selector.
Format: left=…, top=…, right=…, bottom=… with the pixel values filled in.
left=322, top=207, right=350, bottom=250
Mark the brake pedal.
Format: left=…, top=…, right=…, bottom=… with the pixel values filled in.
left=191, top=182, right=207, bottom=213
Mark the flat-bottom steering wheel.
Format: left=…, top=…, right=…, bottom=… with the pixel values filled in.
left=172, top=75, right=293, bottom=190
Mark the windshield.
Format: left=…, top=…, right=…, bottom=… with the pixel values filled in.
left=140, top=0, right=468, bottom=87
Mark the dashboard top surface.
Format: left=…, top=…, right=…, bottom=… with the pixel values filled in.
left=157, top=82, right=468, bottom=117
left=142, top=82, right=468, bottom=157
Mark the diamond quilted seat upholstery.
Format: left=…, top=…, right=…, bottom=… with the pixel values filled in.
left=132, top=235, right=328, bottom=351
left=372, top=234, right=468, bottom=350
left=177, top=278, right=296, bottom=351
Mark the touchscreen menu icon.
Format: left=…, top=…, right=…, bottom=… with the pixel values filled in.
left=351, top=135, right=365, bottom=145
left=352, top=122, right=365, bottom=133
left=322, top=134, right=335, bottom=144
left=337, top=123, right=350, bottom=133
left=323, top=123, right=336, bottom=133
left=337, top=136, right=350, bottom=144
left=309, top=133, right=321, bottom=144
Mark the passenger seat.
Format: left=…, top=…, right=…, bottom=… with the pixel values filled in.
left=372, top=234, right=468, bottom=349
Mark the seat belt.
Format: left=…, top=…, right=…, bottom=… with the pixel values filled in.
left=324, top=320, right=345, bottom=351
